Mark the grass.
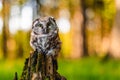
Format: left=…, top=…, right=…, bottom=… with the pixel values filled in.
left=58, top=57, right=120, bottom=80
left=1, top=57, right=120, bottom=80
left=0, top=59, right=24, bottom=80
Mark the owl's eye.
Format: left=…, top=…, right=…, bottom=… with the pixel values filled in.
left=48, top=25, right=52, bottom=29
left=36, top=23, right=43, bottom=28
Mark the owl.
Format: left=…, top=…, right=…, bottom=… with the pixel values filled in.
left=30, top=16, right=61, bottom=57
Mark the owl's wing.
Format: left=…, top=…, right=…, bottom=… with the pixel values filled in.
left=30, top=35, right=38, bottom=51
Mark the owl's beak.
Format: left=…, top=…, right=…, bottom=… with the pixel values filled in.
left=43, top=29, right=48, bottom=34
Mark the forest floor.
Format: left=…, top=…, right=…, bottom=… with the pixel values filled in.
left=0, top=57, right=120, bottom=80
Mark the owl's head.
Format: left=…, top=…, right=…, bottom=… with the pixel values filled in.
left=32, top=16, right=58, bottom=35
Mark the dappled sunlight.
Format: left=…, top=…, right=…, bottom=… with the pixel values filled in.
left=9, top=5, right=20, bottom=34
left=0, top=17, right=3, bottom=33
left=21, top=6, right=33, bottom=31
left=0, top=0, right=120, bottom=80
left=0, top=1, right=2, bottom=11
left=116, top=0, right=120, bottom=9
left=57, top=17, right=70, bottom=34
left=9, top=5, right=33, bottom=34
left=57, top=9, right=71, bottom=34
left=59, top=32, right=72, bottom=57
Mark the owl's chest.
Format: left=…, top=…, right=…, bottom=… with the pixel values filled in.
left=37, top=37, right=50, bottom=49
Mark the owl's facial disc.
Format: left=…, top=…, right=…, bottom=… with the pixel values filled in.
left=32, top=17, right=58, bottom=35
left=35, top=23, right=48, bottom=34
left=33, top=27, right=42, bottom=35
left=32, top=22, right=43, bottom=35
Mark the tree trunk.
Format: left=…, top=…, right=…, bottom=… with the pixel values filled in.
left=20, top=51, right=66, bottom=80
left=36, top=0, right=43, bottom=16
left=80, top=0, right=89, bottom=56
left=2, top=0, right=10, bottom=58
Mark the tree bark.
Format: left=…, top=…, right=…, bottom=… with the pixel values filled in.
left=20, top=51, right=66, bottom=80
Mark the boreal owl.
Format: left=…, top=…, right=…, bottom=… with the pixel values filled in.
left=30, top=16, right=61, bottom=57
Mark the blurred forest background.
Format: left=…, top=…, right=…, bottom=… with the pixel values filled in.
left=1, top=0, right=120, bottom=80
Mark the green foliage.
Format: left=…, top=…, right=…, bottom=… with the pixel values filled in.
left=58, top=58, right=120, bottom=80
left=0, top=59, right=24, bottom=80
left=1, top=58, right=120, bottom=80
left=14, top=30, right=31, bottom=58
left=17, top=0, right=27, bottom=5
left=102, top=0, right=116, bottom=20
left=94, top=0, right=116, bottom=26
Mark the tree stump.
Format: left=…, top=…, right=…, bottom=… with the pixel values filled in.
left=20, top=51, right=66, bottom=80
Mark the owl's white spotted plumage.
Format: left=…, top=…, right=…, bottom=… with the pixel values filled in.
left=30, top=16, right=61, bottom=57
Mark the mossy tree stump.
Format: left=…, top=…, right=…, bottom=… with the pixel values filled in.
left=20, top=51, right=66, bottom=80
